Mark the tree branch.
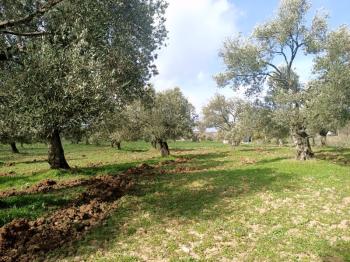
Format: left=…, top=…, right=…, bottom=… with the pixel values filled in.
left=266, top=62, right=282, bottom=76
left=0, top=0, right=64, bottom=29
left=0, top=30, right=49, bottom=37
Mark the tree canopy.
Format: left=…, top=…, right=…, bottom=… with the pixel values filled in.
left=215, top=0, right=328, bottom=159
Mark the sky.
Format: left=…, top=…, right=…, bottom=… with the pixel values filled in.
left=151, top=0, right=350, bottom=114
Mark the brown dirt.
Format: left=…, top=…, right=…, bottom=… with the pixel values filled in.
left=3, top=162, right=15, bottom=167
left=0, top=162, right=161, bottom=262
left=0, top=178, right=92, bottom=198
left=317, top=152, right=349, bottom=165
left=240, top=157, right=257, bottom=165
left=0, top=174, right=133, bottom=262
left=0, top=173, right=15, bottom=177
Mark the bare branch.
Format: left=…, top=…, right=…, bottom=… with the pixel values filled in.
left=0, top=30, right=49, bottom=37
left=266, top=62, right=283, bottom=76
left=0, top=0, right=64, bottom=30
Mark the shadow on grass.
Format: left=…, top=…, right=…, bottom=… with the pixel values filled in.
left=239, top=146, right=285, bottom=153
left=320, top=240, right=350, bottom=262
left=0, top=187, right=84, bottom=226
left=48, top=151, right=299, bottom=260
left=171, top=148, right=195, bottom=152
left=119, top=149, right=149, bottom=153
left=257, top=157, right=289, bottom=165
left=315, top=147, right=350, bottom=166
left=133, top=167, right=296, bottom=219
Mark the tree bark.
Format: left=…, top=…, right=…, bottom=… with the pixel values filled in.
left=48, top=129, right=70, bottom=169
left=158, top=139, right=170, bottom=157
left=292, top=128, right=314, bottom=160
left=311, top=137, right=316, bottom=146
left=278, top=139, right=283, bottom=147
left=319, top=130, right=327, bottom=147
left=10, top=142, right=19, bottom=154
left=151, top=140, right=157, bottom=149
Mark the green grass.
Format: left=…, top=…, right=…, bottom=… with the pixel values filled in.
left=0, top=186, right=85, bottom=226
left=1, top=141, right=350, bottom=261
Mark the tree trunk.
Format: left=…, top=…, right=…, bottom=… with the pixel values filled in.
left=320, top=135, right=327, bottom=147
left=292, top=128, right=314, bottom=160
left=10, top=142, right=19, bottom=154
left=319, top=130, right=327, bottom=147
left=48, top=129, right=70, bottom=169
left=158, top=139, right=170, bottom=157
left=116, top=142, right=121, bottom=150
left=278, top=139, right=283, bottom=147
left=151, top=140, right=157, bottom=149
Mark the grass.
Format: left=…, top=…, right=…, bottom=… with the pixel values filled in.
left=0, top=186, right=85, bottom=226
left=1, top=141, right=350, bottom=261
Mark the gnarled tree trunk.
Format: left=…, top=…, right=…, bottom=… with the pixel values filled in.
left=10, top=142, right=19, bottom=154
left=48, top=129, right=70, bottom=169
left=292, top=127, right=314, bottom=160
left=319, top=129, right=327, bottom=147
left=311, top=137, right=316, bottom=146
left=151, top=140, right=157, bottom=149
left=157, top=139, right=169, bottom=157
left=111, top=140, right=121, bottom=150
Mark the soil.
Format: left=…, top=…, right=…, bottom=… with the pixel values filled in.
left=0, top=162, right=160, bottom=262
left=0, top=178, right=92, bottom=198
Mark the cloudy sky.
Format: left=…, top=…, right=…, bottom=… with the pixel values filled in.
left=152, top=0, right=350, bottom=113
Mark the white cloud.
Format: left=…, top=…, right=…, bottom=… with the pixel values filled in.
left=152, top=0, right=241, bottom=112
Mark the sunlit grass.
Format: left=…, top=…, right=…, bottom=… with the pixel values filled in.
left=1, top=141, right=350, bottom=261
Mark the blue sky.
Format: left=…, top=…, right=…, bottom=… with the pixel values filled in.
left=152, top=0, right=350, bottom=113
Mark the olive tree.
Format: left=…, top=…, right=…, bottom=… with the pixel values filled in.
left=0, top=0, right=65, bottom=62
left=215, top=0, right=328, bottom=160
left=306, top=26, right=350, bottom=146
left=0, top=0, right=167, bottom=169
left=202, top=94, right=250, bottom=146
left=140, top=87, right=197, bottom=157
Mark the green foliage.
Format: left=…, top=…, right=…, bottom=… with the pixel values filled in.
left=202, top=94, right=263, bottom=145
left=140, top=87, right=197, bottom=142
left=214, top=0, right=328, bottom=116
left=306, top=26, right=350, bottom=134
left=0, top=0, right=167, bottom=161
left=214, top=0, right=334, bottom=156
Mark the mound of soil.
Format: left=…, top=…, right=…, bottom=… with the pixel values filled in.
left=0, top=174, right=133, bottom=262
left=0, top=178, right=92, bottom=198
left=0, top=160, right=182, bottom=261
left=125, top=163, right=154, bottom=176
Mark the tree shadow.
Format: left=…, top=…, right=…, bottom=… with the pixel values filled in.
left=119, top=149, right=149, bottom=153
left=48, top=151, right=298, bottom=260
left=0, top=187, right=83, bottom=226
left=0, top=174, right=40, bottom=189
left=171, top=148, right=195, bottom=152
left=0, top=151, right=48, bottom=163
left=320, top=240, right=350, bottom=262
left=315, top=147, right=350, bottom=166
left=179, top=151, right=230, bottom=160
left=257, top=157, right=289, bottom=165
left=132, top=167, right=296, bottom=219
left=239, top=146, right=286, bottom=153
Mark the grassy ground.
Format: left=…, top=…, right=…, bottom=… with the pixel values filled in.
left=1, top=141, right=350, bottom=261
